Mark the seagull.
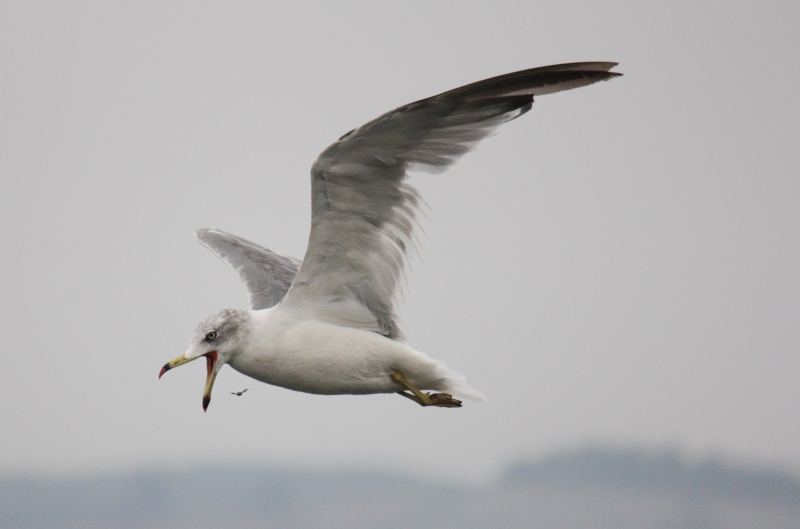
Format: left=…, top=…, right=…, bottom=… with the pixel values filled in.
left=159, top=62, right=622, bottom=411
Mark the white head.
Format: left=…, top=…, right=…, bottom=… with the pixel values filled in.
left=159, top=308, right=252, bottom=411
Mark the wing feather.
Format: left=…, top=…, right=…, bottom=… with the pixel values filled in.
left=280, top=62, right=622, bottom=339
left=196, top=229, right=300, bottom=310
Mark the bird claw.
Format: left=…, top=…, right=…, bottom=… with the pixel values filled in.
left=427, top=393, right=462, bottom=408
left=391, top=370, right=462, bottom=408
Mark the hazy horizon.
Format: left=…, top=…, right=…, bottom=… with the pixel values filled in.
left=4, top=446, right=800, bottom=529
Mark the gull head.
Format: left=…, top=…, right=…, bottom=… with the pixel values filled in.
left=159, top=308, right=251, bottom=411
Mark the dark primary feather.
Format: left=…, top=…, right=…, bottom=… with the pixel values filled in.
left=279, top=62, right=622, bottom=340
left=439, top=61, right=620, bottom=100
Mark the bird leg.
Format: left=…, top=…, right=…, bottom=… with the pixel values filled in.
left=390, top=370, right=462, bottom=408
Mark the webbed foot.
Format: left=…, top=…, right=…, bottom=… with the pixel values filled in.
left=391, top=371, right=462, bottom=408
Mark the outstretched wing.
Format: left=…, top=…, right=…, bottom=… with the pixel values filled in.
left=280, top=62, right=622, bottom=340
left=196, top=229, right=300, bottom=310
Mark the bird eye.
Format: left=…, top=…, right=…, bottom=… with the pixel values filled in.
left=205, top=330, right=218, bottom=342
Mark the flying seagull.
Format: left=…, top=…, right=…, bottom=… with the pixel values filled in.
left=159, top=62, right=622, bottom=411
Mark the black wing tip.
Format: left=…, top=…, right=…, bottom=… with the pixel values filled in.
left=535, top=61, right=620, bottom=73
left=437, top=61, right=623, bottom=102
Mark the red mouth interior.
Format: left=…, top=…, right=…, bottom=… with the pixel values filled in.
left=204, top=351, right=218, bottom=375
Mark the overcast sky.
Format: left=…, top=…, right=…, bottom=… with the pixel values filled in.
left=1, top=2, right=798, bottom=483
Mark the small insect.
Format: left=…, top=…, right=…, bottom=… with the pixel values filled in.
left=231, top=389, right=248, bottom=396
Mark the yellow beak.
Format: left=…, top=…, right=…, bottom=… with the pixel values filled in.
left=159, top=351, right=219, bottom=412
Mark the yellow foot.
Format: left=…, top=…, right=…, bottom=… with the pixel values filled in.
left=391, top=370, right=463, bottom=408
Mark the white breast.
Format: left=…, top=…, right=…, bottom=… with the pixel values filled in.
left=227, top=307, right=481, bottom=399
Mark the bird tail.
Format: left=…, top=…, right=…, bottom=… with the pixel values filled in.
left=444, top=372, right=486, bottom=402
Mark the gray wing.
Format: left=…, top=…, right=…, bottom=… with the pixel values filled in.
left=280, top=62, right=622, bottom=340
left=196, top=229, right=300, bottom=310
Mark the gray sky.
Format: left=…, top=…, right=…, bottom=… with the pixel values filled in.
left=1, top=1, right=798, bottom=482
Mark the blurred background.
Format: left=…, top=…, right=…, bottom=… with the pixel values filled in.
left=1, top=1, right=798, bottom=527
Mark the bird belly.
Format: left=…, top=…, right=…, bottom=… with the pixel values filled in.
left=230, top=320, right=452, bottom=396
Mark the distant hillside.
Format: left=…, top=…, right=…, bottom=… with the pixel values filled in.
left=2, top=447, right=799, bottom=529
left=506, top=446, right=800, bottom=503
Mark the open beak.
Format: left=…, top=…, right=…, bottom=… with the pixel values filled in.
left=159, top=351, right=219, bottom=412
